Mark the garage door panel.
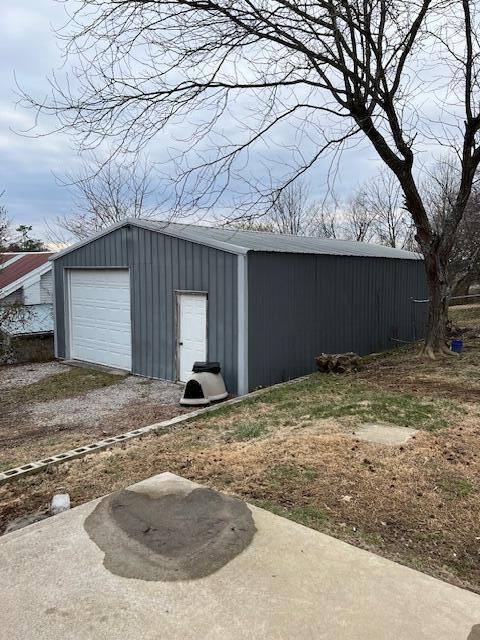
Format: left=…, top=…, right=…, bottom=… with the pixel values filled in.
left=71, top=345, right=128, bottom=371
left=73, top=292, right=129, bottom=308
left=69, top=269, right=132, bottom=370
left=73, top=325, right=130, bottom=346
left=72, top=305, right=130, bottom=325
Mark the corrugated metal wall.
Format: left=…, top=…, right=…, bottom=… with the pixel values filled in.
left=53, top=225, right=239, bottom=391
left=247, top=252, right=427, bottom=390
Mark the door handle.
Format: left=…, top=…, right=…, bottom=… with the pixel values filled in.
left=179, top=342, right=183, bottom=346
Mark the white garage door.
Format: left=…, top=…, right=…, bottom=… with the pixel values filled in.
left=69, top=269, right=132, bottom=370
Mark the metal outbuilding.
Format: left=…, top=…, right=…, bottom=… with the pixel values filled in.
left=51, top=219, right=426, bottom=394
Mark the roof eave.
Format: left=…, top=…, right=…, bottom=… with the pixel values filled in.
left=250, top=247, right=422, bottom=260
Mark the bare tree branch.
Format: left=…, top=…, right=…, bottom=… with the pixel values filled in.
left=49, top=154, right=161, bottom=241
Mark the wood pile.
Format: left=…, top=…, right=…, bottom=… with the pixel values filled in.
left=315, top=352, right=360, bottom=373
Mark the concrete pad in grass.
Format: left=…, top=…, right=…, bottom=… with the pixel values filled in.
left=1, top=472, right=479, bottom=639
left=353, top=423, right=418, bottom=445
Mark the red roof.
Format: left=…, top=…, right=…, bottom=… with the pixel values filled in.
left=0, top=253, right=19, bottom=265
left=0, top=253, right=53, bottom=290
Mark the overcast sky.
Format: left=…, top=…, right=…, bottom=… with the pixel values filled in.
left=0, top=1, right=74, bottom=240
left=0, top=1, right=388, bottom=242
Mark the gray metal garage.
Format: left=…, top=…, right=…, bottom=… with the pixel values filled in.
left=51, top=219, right=427, bottom=394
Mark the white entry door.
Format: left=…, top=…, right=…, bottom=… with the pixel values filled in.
left=69, top=269, right=132, bottom=370
left=177, top=293, right=207, bottom=382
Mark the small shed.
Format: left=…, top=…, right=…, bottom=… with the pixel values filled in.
left=51, top=220, right=426, bottom=394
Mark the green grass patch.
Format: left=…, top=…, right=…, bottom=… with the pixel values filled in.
left=229, top=420, right=269, bottom=441
left=257, top=374, right=460, bottom=431
left=267, top=463, right=318, bottom=485
left=438, top=476, right=474, bottom=498
left=200, top=396, right=259, bottom=423
left=356, top=530, right=384, bottom=547
left=0, top=458, right=20, bottom=473
left=199, top=364, right=463, bottom=435
left=254, top=500, right=330, bottom=528
left=2, top=367, right=123, bottom=407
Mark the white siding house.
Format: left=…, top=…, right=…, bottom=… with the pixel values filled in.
left=0, top=252, right=55, bottom=336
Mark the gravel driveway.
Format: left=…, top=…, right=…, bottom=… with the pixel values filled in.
left=0, top=362, right=188, bottom=470
left=0, top=362, right=69, bottom=391
left=31, top=374, right=183, bottom=428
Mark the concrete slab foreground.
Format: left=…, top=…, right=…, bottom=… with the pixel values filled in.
left=1, top=472, right=479, bottom=640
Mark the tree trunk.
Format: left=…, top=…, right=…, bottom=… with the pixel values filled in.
left=423, top=253, right=451, bottom=357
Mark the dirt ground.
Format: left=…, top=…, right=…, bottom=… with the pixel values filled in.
left=0, top=362, right=187, bottom=471
left=1, top=307, right=480, bottom=594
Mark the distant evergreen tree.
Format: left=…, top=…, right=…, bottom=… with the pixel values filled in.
left=7, top=225, right=45, bottom=252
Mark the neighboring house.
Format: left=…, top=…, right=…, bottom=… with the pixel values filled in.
left=0, top=252, right=55, bottom=362
left=51, top=219, right=427, bottom=394
left=0, top=252, right=54, bottom=307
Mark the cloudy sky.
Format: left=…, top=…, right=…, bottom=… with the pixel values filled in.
left=0, top=1, right=77, bottom=240
left=0, top=1, right=398, bottom=243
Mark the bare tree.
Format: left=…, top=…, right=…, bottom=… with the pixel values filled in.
left=26, top=0, right=480, bottom=356
left=449, top=195, right=480, bottom=299
left=229, top=185, right=382, bottom=242
left=423, top=158, right=480, bottom=296
left=355, top=171, right=412, bottom=249
left=310, top=203, right=340, bottom=239
left=227, top=181, right=321, bottom=234
left=266, top=182, right=318, bottom=235
left=50, top=155, right=159, bottom=241
left=306, top=178, right=406, bottom=245
left=224, top=218, right=275, bottom=232
left=342, top=191, right=378, bottom=242
left=0, top=192, right=10, bottom=253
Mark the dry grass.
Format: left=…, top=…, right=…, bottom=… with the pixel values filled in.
left=450, top=304, right=480, bottom=328
left=1, top=305, right=480, bottom=593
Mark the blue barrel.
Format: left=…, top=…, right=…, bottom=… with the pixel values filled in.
left=451, top=339, right=464, bottom=353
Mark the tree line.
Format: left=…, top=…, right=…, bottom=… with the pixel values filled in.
left=47, top=154, right=480, bottom=303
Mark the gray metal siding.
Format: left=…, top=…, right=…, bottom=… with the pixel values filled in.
left=53, top=225, right=238, bottom=392
left=247, top=252, right=428, bottom=390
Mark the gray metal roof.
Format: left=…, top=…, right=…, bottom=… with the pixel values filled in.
left=51, top=218, right=422, bottom=261
left=140, top=220, right=421, bottom=260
